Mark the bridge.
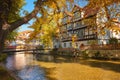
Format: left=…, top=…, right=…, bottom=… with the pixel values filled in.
left=2, top=48, right=82, bottom=57
left=2, top=49, right=51, bottom=53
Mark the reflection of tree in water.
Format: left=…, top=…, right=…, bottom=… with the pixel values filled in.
left=18, top=66, right=46, bottom=80
left=35, top=54, right=120, bottom=73
left=35, top=55, right=55, bottom=62
left=78, top=60, right=120, bottom=73
left=35, top=54, right=81, bottom=63
left=6, top=52, right=120, bottom=80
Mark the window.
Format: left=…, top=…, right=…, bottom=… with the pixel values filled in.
left=85, top=29, right=88, bottom=35
left=74, top=11, right=80, bottom=19
left=73, top=31, right=77, bottom=34
left=68, top=32, right=72, bottom=36
left=75, top=22, right=79, bottom=28
left=67, top=24, right=72, bottom=30
left=76, top=43, right=78, bottom=47
left=78, top=29, right=84, bottom=38
left=64, top=43, right=66, bottom=48
left=70, top=42, right=72, bottom=47
left=81, top=20, right=84, bottom=25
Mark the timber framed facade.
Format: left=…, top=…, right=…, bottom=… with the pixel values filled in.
left=59, top=5, right=97, bottom=48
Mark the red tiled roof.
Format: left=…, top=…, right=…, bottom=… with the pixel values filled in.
left=17, top=30, right=32, bottom=40
left=82, top=6, right=100, bottom=17
left=64, top=4, right=82, bottom=17
left=72, top=4, right=82, bottom=12
left=64, top=4, right=99, bottom=18
left=19, top=30, right=32, bottom=34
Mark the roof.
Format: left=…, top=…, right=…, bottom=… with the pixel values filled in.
left=71, top=4, right=82, bottom=13
left=64, top=4, right=82, bottom=17
left=82, top=6, right=100, bottom=17
left=63, top=4, right=99, bottom=18
left=19, top=30, right=32, bottom=34
left=17, top=30, right=33, bottom=40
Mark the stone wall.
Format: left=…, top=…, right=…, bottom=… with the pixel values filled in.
left=87, top=50, right=120, bottom=60
left=51, top=48, right=120, bottom=60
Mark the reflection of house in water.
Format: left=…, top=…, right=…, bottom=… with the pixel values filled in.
left=14, top=53, right=26, bottom=70
left=6, top=52, right=27, bottom=70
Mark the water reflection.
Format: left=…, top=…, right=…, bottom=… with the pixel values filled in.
left=6, top=52, right=46, bottom=80
left=6, top=52, right=34, bottom=70
left=35, top=54, right=120, bottom=73
left=36, top=55, right=55, bottom=62
left=35, top=54, right=120, bottom=80
left=79, top=60, right=120, bottom=73
left=5, top=52, right=120, bottom=80
left=18, top=66, right=46, bottom=80
left=14, top=53, right=26, bottom=70
left=35, top=54, right=82, bottom=63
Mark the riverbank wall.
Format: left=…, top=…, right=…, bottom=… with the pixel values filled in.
left=87, top=50, right=120, bottom=60
left=49, top=48, right=120, bottom=60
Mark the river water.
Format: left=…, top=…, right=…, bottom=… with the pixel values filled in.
left=5, top=52, right=120, bottom=80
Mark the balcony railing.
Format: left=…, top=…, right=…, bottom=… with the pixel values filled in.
left=61, top=37, right=72, bottom=42
left=83, top=34, right=97, bottom=39
left=61, top=33, right=97, bottom=42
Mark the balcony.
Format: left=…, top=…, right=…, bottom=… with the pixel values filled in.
left=67, top=28, right=73, bottom=32
left=73, top=26, right=87, bottom=31
left=73, top=16, right=82, bottom=21
left=78, top=34, right=97, bottom=41
left=61, top=37, right=72, bottom=42
left=61, top=33, right=97, bottom=42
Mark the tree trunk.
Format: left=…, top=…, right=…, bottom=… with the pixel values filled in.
left=0, top=0, right=44, bottom=52
left=0, top=29, right=8, bottom=53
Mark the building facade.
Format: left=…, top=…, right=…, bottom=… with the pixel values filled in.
left=16, top=30, right=41, bottom=49
left=59, top=5, right=97, bottom=49
left=57, top=5, right=120, bottom=50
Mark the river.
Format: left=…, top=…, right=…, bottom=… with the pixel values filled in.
left=5, top=52, right=120, bottom=80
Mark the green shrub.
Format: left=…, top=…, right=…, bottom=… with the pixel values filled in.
left=94, top=51, right=100, bottom=58
left=81, top=50, right=89, bottom=58
left=109, top=37, right=118, bottom=44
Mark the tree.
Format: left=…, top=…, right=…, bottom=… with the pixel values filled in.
left=109, top=37, right=118, bottom=49
left=27, top=0, right=120, bottom=49
left=84, top=0, right=120, bottom=34
left=109, top=37, right=118, bottom=44
left=0, top=0, right=25, bottom=51
left=0, top=0, right=73, bottom=52
left=6, top=29, right=18, bottom=43
left=28, top=12, right=63, bottom=48
left=0, top=0, right=120, bottom=52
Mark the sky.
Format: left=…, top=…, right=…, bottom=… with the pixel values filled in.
left=19, top=0, right=88, bottom=32
left=19, top=0, right=35, bottom=32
